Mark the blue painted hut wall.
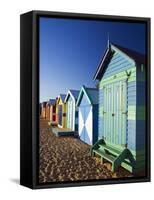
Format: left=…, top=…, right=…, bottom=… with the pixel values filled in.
left=79, top=93, right=89, bottom=106
left=78, top=94, right=92, bottom=144
left=127, top=81, right=136, bottom=151
left=93, top=104, right=98, bottom=144
left=135, top=64, right=146, bottom=171
left=97, top=44, right=146, bottom=173
left=75, top=110, right=78, bottom=131
left=103, top=52, right=134, bottom=79
left=98, top=51, right=136, bottom=153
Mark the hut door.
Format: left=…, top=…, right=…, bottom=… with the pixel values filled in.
left=67, top=100, right=73, bottom=130
left=58, top=105, right=62, bottom=126
left=103, top=80, right=127, bottom=147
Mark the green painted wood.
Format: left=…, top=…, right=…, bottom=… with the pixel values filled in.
left=127, top=105, right=145, bottom=120
left=99, top=67, right=136, bottom=88
left=90, top=138, right=105, bottom=155
left=93, top=149, right=115, bottom=163
left=91, top=139, right=136, bottom=172
left=98, top=144, right=122, bottom=156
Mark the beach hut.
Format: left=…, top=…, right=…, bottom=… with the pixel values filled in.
left=49, top=99, right=57, bottom=124
left=92, top=41, right=146, bottom=174
left=56, top=94, right=66, bottom=128
left=41, top=102, right=47, bottom=118
left=64, top=90, right=79, bottom=131
left=76, top=86, right=98, bottom=145
left=45, top=101, right=50, bottom=120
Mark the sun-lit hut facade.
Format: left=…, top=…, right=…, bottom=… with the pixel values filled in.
left=92, top=42, right=146, bottom=174
left=56, top=94, right=66, bottom=128
left=41, top=101, right=47, bottom=118
left=76, top=86, right=98, bottom=145
left=64, top=90, right=79, bottom=132
left=49, top=99, right=57, bottom=124
left=45, top=101, right=51, bottom=121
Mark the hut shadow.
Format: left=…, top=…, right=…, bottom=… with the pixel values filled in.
left=9, top=178, right=20, bottom=185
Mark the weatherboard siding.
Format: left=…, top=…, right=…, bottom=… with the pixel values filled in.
left=136, top=64, right=146, bottom=157
left=103, top=51, right=134, bottom=79
left=98, top=51, right=137, bottom=152
left=96, top=44, right=146, bottom=173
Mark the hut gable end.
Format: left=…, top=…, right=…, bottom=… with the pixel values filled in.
left=94, top=43, right=145, bottom=81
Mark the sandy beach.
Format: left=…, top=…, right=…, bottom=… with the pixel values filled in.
left=39, top=118, right=132, bottom=183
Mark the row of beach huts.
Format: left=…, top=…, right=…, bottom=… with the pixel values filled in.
left=40, top=42, right=146, bottom=174
left=40, top=86, right=98, bottom=145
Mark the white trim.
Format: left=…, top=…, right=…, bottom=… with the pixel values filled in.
left=93, top=48, right=110, bottom=80
left=64, top=90, right=76, bottom=103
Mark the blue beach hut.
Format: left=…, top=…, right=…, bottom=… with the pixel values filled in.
left=92, top=41, right=146, bottom=174
left=76, top=86, right=98, bottom=145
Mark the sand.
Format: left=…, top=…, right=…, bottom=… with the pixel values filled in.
left=39, top=118, right=132, bottom=183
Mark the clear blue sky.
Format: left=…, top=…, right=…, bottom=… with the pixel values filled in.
left=39, top=17, right=146, bottom=102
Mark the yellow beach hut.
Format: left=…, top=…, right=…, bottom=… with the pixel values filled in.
left=56, top=94, right=66, bottom=128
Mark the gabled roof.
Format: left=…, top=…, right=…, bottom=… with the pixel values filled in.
left=57, top=94, right=66, bottom=103
left=93, top=42, right=146, bottom=80
left=76, top=85, right=98, bottom=106
left=112, top=43, right=146, bottom=64
left=47, top=99, right=56, bottom=106
left=65, top=89, right=80, bottom=103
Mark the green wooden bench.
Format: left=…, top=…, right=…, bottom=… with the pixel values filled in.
left=91, top=139, right=136, bottom=172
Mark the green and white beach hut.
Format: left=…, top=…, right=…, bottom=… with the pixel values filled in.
left=65, top=90, right=79, bottom=131
left=92, top=42, right=146, bottom=174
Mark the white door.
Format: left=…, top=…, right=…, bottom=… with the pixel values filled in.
left=103, top=80, right=127, bottom=147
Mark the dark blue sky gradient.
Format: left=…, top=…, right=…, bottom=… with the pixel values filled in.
left=39, top=17, right=146, bottom=102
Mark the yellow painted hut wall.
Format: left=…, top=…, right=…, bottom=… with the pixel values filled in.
left=46, top=105, right=50, bottom=120
left=56, top=97, right=66, bottom=128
